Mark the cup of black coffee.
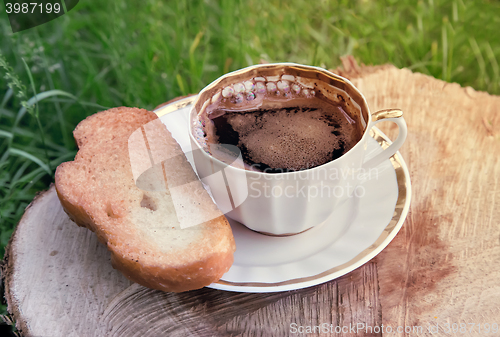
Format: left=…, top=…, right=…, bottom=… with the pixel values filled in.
left=189, top=63, right=407, bottom=235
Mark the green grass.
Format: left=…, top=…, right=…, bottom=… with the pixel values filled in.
left=0, top=0, right=499, bottom=317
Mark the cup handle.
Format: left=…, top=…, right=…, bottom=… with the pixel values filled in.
left=363, top=109, right=408, bottom=168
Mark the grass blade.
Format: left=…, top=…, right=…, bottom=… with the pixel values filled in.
left=485, top=42, right=499, bottom=92
left=0, top=130, right=13, bottom=139
left=0, top=108, right=15, bottom=119
left=21, top=58, right=39, bottom=117
left=21, top=58, right=53, bottom=176
left=1, top=88, right=13, bottom=109
left=441, top=18, right=448, bottom=81
left=469, top=37, right=487, bottom=88
left=16, top=90, right=78, bottom=124
left=8, top=148, right=51, bottom=175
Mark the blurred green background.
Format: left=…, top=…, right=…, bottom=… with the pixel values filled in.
left=0, top=0, right=499, bottom=313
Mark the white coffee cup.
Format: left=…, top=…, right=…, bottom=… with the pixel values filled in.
left=189, top=63, right=407, bottom=235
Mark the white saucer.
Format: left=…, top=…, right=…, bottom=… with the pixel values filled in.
left=155, top=97, right=411, bottom=293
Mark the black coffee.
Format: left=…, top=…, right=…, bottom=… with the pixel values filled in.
left=209, top=98, right=363, bottom=172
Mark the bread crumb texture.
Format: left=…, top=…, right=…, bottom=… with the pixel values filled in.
left=55, top=107, right=235, bottom=292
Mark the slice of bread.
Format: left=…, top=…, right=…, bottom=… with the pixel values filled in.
left=55, top=107, right=235, bottom=292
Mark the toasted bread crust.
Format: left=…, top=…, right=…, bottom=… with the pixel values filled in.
left=109, top=220, right=235, bottom=292
left=55, top=107, right=235, bottom=292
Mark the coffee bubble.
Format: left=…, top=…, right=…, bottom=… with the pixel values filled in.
left=193, top=73, right=363, bottom=172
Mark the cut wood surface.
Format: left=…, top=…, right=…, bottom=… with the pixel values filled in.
left=2, top=58, right=500, bottom=336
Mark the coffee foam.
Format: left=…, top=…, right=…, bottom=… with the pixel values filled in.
left=225, top=99, right=360, bottom=171
left=193, top=74, right=364, bottom=171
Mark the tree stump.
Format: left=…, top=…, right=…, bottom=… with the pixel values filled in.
left=2, top=59, right=500, bottom=336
